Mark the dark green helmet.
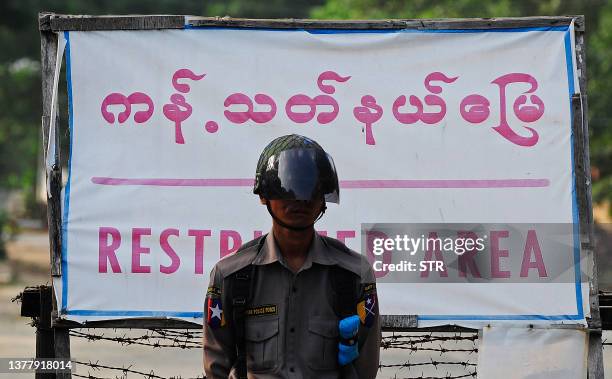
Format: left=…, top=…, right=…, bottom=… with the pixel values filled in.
left=254, top=134, right=340, bottom=204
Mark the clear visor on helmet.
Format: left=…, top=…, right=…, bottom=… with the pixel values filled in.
left=261, top=148, right=340, bottom=204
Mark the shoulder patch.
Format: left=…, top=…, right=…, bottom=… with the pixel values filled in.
left=206, top=296, right=226, bottom=328
left=357, top=291, right=377, bottom=327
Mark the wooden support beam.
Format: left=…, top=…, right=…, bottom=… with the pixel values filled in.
left=20, top=287, right=72, bottom=379
left=39, top=13, right=583, bottom=32
left=40, top=23, right=62, bottom=278
left=570, top=20, right=605, bottom=377
left=600, top=292, right=612, bottom=330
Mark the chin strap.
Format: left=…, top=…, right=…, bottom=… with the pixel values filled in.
left=266, top=202, right=327, bottom=231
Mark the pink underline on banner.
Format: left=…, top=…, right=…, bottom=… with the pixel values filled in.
left=91, top=177, right=550, bottom=188
left=341, top=179, right=550, bottom=188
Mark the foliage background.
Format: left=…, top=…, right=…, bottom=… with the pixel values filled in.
left=0, top=0, right=610, bottom=216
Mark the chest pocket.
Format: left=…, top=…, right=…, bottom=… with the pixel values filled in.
left=306, top=317, right=339, bottom=371
left=245, top=317, right=279, bottom=372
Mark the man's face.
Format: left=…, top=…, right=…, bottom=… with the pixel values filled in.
left=262, top=197, right=324, bottom=229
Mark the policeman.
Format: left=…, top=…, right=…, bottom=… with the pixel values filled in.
left=203, top=134, right=381, bottom=378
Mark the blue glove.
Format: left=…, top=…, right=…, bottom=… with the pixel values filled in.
left=338, top=315, right=360, bottom=366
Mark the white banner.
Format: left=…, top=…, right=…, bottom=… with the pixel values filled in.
left=54, top=24, right=588, bottom=326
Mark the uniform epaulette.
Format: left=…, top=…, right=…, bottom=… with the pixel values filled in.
left=217, top=234, right=267, bottom=278
left=321, top=235, right=370, bottom=279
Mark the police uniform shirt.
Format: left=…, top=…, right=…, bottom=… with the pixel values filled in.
left=203, top=231, right=381, bottom=379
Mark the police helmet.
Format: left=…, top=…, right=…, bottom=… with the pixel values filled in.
left=254, top=134, right=339, bottom=204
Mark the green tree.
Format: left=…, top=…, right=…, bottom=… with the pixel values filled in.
left=588, top=1, right=612, bottom=206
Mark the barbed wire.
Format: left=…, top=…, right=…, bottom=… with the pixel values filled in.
left=388, top=372, right=477, bottom=379
left=384, top=332, right=478, bottom=355
left=379, top=359, right=477, bottom=369
left=70, top=361, right=479, bottom=379
left=379, top=333, right=478, bottom=378
left=71, top=358, right=478, bottom=379
left=385, top=345, right=478, bottom=354
left=70, top=330, right=201, bottom=349
left=72, top=359, right=205, bottom=379
left=70, top=329, right=480, bottom=351
left=64, top=327, right=612, bottom=378
left=67, top=329, right=478, bottom=379
left=149, top=329, right=202, bottom=338
left=382, top=333, right=478, bottom=346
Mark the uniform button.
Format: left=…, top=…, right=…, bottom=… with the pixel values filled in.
left=290, top=367, right=295, bottom=372
left=290, top=327, right=295, bottom=333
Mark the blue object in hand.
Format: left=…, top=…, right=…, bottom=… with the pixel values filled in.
left=338, top=315, right=360, bottom=366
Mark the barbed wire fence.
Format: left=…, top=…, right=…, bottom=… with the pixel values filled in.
left=52, top=327, right=477, bottom=379
left=50, top=327, right=612, bottom=379
left=14, top=288, right=612, bottom=379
